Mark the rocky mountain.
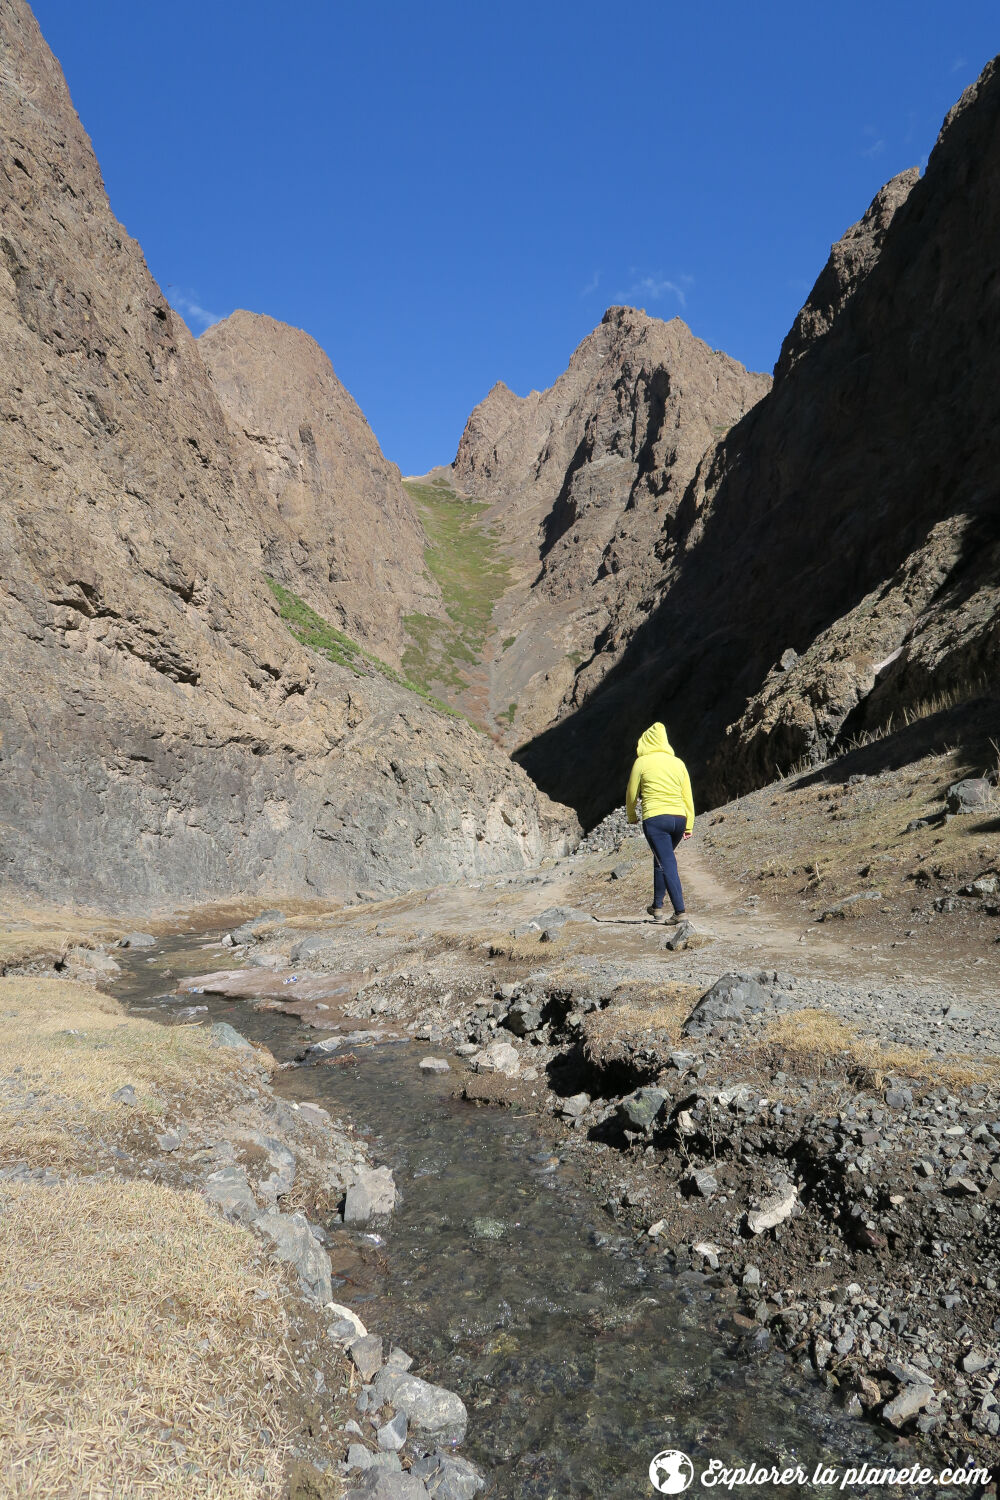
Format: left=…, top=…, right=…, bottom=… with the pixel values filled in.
left=452, top=307, right=770, bottom=740
left=518, top=57, right=1000, bottom=822
left=199, top=311, right=441, bottom=667
left=0, top=0, right=575, bottom=909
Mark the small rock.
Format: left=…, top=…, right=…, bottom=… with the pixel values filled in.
left=819, top=891, right=882, bottom=921
left=204, top=1164, right=259, bottom=1224
left=410, top=1450, right=487, bottom=1499
left=882, top=1385, right=934, bottom=1429
left=617, top=1087, right=668, bottom=1134
left=961, top=1350, right=988, bottom=1374
left=347, top=1443, right=376, bottom=1472
left=470, top=1040, right=521, bottom=1077
left=688, top=1168, right=717, bottom=1198
left=344, top=1167, right=397, bottom=1224
left=559, top=1092, right=590, bottom=1119
left=327, top=1303, right=368, bottom=1342
left=373, top=1371, right=467, bottom=1445
left=350, top=1334, right=384, bottom=1382
left=255, top=1210, right=333, bottom=1305
left=156, top=1130, right=182, bottom=1152
left=385, top=1346, right=414, bottom=1372
left=377, top=1411, right=407, bottom=1452
left=946, top=778, right=993, bottom=815
left=208, top=1022, right=254, bottom=1052
left=664, top=920, right=695, bottom=951
left=746, top=1183, right=797, bottom=1235
left=944, top=1176, right=980, bottom=1197
left=111, top=1085, right=137, bottom=1106
left=119, top=932, right=156, bottom=949
left=419, top=1057, right=451, bottom=1073
left=346, top=1472, right=427, bottom=1498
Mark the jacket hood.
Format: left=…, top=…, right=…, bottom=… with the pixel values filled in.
left=636, top=722, right=673, bottom=756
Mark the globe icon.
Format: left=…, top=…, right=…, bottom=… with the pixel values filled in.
left=649, top=1448, right=695, bottom=1494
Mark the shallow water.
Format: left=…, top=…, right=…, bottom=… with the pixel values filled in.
left=114, top=936, right=967, bottom=1500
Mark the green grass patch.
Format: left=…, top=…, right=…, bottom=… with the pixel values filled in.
left=500, top=702, right=517, bottom=725
left=402, top=476, right=511, bottom=699
left=502, top=636, right=517, bottom=652
left=266, top=577, right=462, bottom=720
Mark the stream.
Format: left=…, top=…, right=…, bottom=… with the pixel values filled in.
left=114, top=933, right=953, bottom=1500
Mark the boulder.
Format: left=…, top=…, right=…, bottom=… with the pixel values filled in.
left=119, top=932, right=156, bottom=949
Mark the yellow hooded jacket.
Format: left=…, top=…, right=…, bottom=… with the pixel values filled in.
left=625, top=723, right=695, bottom=830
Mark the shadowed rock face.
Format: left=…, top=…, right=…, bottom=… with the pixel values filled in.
left=517, top=57, right=1000, bottom=822
left=0, top=0, right=576, bottom=908
left=199, top=312, right=443, bottom=668
left=452, top=308, right=770, bottom=741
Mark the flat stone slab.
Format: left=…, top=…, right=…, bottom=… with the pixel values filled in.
left=179, top=967, right=367, bottom=1026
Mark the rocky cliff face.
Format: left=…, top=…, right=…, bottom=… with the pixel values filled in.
left=199, top=312, right=442, bottom=667
left=453, top=308, right=770, bottom=740
left=0, top=0, right=576, bottom=908
left=518, top=57, right=1000, bottom=821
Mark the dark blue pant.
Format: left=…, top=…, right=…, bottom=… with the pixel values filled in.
left=643, top=814, right=687, bottom=913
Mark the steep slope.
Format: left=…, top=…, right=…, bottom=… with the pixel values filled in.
left=452, top=308, right=770, bottom=740
left=199, top=311, right=442, bottom=668
left=518, top=58, right=1000, bottom=822
left=0, top=0, right=576, bottom=908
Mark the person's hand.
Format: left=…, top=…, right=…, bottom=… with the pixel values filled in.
left=683, top=831, right=692, bottom=840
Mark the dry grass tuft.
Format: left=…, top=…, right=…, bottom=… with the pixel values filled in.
left=0, top=978, right=270, bottom=1170
left=584, top=982, right=703, bottom=1061
left=0, top=1177, right=292, bottom=1497
left=756, top=1008, right=1000, bottom=1092
left=456, top=927, right=564, bottom=963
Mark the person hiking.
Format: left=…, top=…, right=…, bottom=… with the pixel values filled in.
left=625, top=722, right=694, bottom=924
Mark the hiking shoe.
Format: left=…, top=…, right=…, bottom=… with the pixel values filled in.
left=646, top=905, right=667, bottom=923
left=665, top=912, right=689, bottom=926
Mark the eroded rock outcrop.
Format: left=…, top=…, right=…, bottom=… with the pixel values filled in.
left=453, top=308, right=769, bottom=740
left=0, top=0, right=576, bottom=907
left=519, top=57, right=1000, bottom=820
left=199, top=311, right=442, bottom=667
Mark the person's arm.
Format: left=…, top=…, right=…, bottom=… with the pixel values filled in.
left=681, top=762, right=695, bottom=834
left=626, top=758, right=641, bottom=824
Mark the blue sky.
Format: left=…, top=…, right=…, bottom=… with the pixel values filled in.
left=32, top=1, right=998, bottom=474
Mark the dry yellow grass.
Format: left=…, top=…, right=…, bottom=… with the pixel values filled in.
left=0, top=1177, right=292, bottom=1498
left=756, top=1007, right=1000, bottom=1092
left=702, top=742, right=1000, bottom=915
left=0, top=905, right=122, bottom=973
left=584, top=982, right=702, bottom=1061
left=455, top=926, right=564, bottom=963
left=0, top=977, right=271, bottom=1170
